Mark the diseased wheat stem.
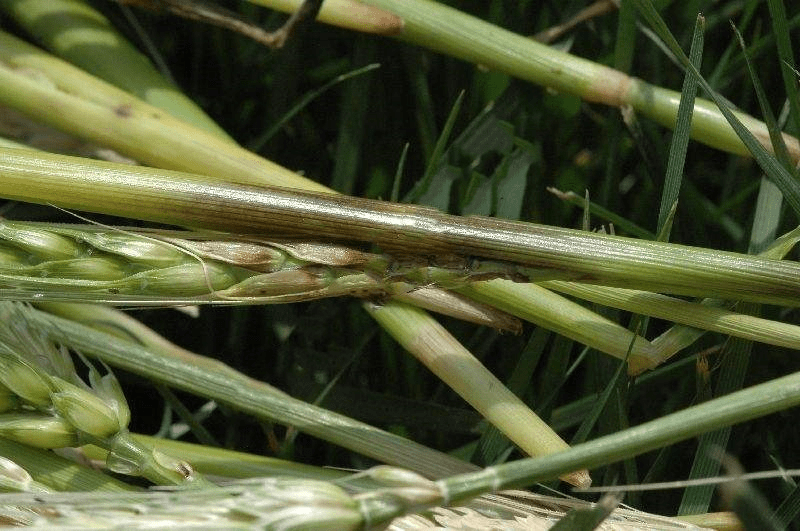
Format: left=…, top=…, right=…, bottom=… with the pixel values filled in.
left=2, top=221, right=799, bottom=371
left=2, top=149, right=799, bottom=307
left=3, top=2, right=796, bottom=496
left=0, top=220, right=524, bottom=328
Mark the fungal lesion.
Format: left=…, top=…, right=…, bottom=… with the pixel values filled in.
left=113, top=104, right=133, bottom=118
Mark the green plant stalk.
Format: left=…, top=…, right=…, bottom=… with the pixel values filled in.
left=362, top=368, right=800, bottom=526
left=22, top=303, right=478, bottom=481
left=455, top=280, right=659, bottom=374
left=550, top=212, right=800, bottom=369
left=0, top=30, right=329, bottom=193
left=0, top=436, right=136, bottom=492
left=2, top=149, right=799, bottom=306
left=1, top=0, right=232, bottom=139
left=364, top=301, right=591, bottom=488
left=542, top=281, right=800, bottom=352
left=250, top=0, right=800, bottom=163
left=80, top=433, right=350, bottom=483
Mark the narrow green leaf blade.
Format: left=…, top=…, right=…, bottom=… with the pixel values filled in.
left=657, top=14, right=704, bottom=239
left=630, top=0, right=800, bottom=217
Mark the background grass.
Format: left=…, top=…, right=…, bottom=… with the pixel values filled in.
left=2, top=0, right=800, bottom=524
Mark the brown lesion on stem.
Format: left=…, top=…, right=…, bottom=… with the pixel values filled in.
left=115, top=0, right=325, bottom=49
left=584, top=66, right=633, bottom=107
left=113, top=103, right=133, bottom=118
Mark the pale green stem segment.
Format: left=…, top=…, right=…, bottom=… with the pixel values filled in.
left=248, top=0, right=800, bottom=162
left=543, top=281, right=800, bottom=352
left=456, top=281, right=659, bottom=375
left=0, top=30, right=328, bottom=192
left=540, top=227, right=800, bottom=367
left=1, top=149, right=798, bottom=306
left=365, top=301, right=591, bottom=488
left=0, top=436, right=135, bottom=492
left=25, top=303, right=478, bottom=480
left=1, top=0, right=233, bottom=139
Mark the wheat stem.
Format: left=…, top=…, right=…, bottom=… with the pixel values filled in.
left=2, top=149, right=798, bottom=306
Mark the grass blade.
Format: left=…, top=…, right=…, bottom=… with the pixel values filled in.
left=766, top=0, right=800, bottom=140
left=248, top=62, right=380, bottom=154
left=657, top=14, right=704, bottom=239
left=404, top=90, right=465, bottom=203
left=731, top=23, right=794, bottom=172
left=630, top=0, right=800, bottom=217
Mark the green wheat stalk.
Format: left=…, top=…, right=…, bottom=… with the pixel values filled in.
left=1, top=149, right=798, bottom=307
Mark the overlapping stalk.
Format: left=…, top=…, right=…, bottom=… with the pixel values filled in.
left=1, top=218, right=796, bottom=375
left=2, top=148, right=799, bottom=307
left=0, top=220, right=522, bottom=329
